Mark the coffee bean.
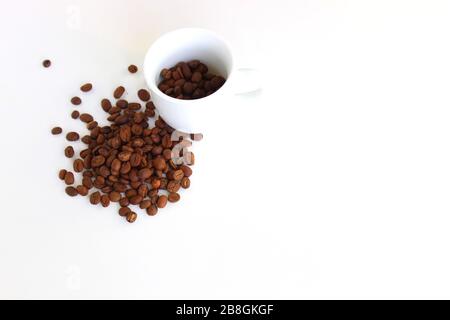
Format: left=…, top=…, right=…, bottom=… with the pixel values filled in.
left=73, top=159, right=84, bottom=172
left=66, top=132, right=79, bottom=142
left=211, top=76, right=226, bottom=90
left=139, top=199, right=152, bottom=209
left=101, top=99, right=112, bottom=112
left=138, top=89, right=151, bottom=102
left=129, top=195, right=143, bottom=205
left=87, top=121, right=98, bottom=130
left=64, top=171, right=75, bottom=185
left=65, top=186, right=78, bottom=197
left=51, top=127, right=62, bottom=135
left=101, top=194, right=110, bottom=207
left=183, top=82, right=194, bottom=95
left=158, top=60, right=225, bottom=100
left=181, top=63, right=192, bottom=79
left=71, top=96, right=82, bottom=105
left=181, top=177, right=190, bottom=189
left=114, top=86, right=125, bottom=99
left=42, top=59, right=51, bottom=68
left=180, top=165, right=193, bottom=177
left=71, top=110, right=80, bottom=119
left=64, top=146, right=74, bottom=158
left=152, top=157, right=166, bottom=171
left=167, top=180, right=181, bottom=193
left=55, top=71, right=198, bottom=222
left=128, top=65, right=138, bottom=73
left=80, top=113, right=94, bottom=123
left=168, top=192, right=180, bottom=203
left=138, top=168, right=152, bottom=180
left=126, top=211, right=137, bottom=223
left=118, top=207, right=130, bottom=217
left=90, top=191, right=101, bottom=205
left=91, top=155, right=105, bottom=168
left=76, top=185, right=89, bottom=196
left=191, top=71, right=202, bottom=83
left=58, top=169, right=67, bottom=180
left=156, top=195, right=168, bottom=208
left=146, top=205, right=158, bottom=216
left=82, top=176, right=93, bottom=189
left=172, top=169, right=184, bottom=181
left=109, top=191, right=121, bottom=202
left=119, top=197, right=129, bottom=207
left=80, top=83, right=93, bottom=92
left=116, top=99, right=128, bottom=109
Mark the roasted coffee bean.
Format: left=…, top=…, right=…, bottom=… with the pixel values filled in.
left=116, top=99, right=128, bottom=109
left=114, top=86, right=125, bottom=99
left=138, top=89, right=151, bottom=102
left=100, top=194, right=110, bottom=207
left=55, top=72, right=197, bottom=223
left=91, top=155, right=105, bottom=168
left=126, top=211, right=137, bottom=223
left=180, top=165, right=193, bottom=178
left=65, top=186, right=78, bottom=197
left=42, top=59, right=51, bottom=68
left=138, top=168, right=152, bottom=180
left=66, top=132, right=79, bottom=142
left=80, top=113, right=94, bottom=123
left=181, top=177, right=190, bottom=189
left=146, top=205, right=158, bottom=216
left=73, top=159, right=84, bottom=172
left=71, top=110, right=80, bottom=119
left=172, top=169, right=184, bottom=181
left=167, top=180, right=181, bottom=193
left=152, top=157, right=166, bottom=171
left=191, top=71, right=202, bottom=83
left=119, top=197, right=129, bottom=207
left=71, top=96, right=82, bottom=105
left=101, top=99, right=112, bottom=112
left=87, top=121, right=98, bottom=130
left=64, top=171, right=75, bottom=185
left=109, top=191, right=121, bottom=202
left=129, top=195, right=143, bottom=205
left=58, top=169, right=67, bottom=180
left=158, top=60, right=225, bottom=100
left=128, top=65, right=138, bottom=73
left=51, top=127, right=62, bottom=135
left=156, top=195, right=168, bottom=208
left=89, top=191, right=100, bottom=205
left=80, top=83, right=93, bottom=92
left=168, top=192, right=180, bottom=203
left=139, top=199, right=152, bottom=209
left=119, top=207, right=131, bottom=217
left=76, top=185, right=89, bottom=196
left=82, top=176, right=93, bottom=189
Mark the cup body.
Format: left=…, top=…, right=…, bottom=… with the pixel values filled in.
left=144, top=28, right=234, bottom=133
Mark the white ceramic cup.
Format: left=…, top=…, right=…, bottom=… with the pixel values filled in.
left=143, top=28, right=259, bottom=133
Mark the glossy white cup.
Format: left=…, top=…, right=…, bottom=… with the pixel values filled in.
left=144, top=28, right=259, bottom=133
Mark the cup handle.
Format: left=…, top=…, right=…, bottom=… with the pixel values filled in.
left=232, top=67, right=261, bottom=95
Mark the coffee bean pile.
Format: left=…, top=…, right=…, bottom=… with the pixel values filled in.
left=158, top=60, right=226, bottom=100
left=52, top=69, right=196, bottom=223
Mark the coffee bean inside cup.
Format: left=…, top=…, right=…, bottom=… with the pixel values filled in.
left=158, top=60, right=226, bottom=100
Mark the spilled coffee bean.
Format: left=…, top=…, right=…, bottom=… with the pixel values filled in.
left=52, top=66, right=198, bottom=223
left=51, top=127, right=62, bottom=135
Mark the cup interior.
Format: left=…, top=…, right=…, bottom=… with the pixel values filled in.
left=144, top=28, right=233, bottom=94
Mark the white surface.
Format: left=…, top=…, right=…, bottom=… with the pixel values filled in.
left=1, top=0, right=450, bottom=299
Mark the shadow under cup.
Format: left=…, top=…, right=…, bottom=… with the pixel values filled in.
left=144, top=28, right=234, bottom=133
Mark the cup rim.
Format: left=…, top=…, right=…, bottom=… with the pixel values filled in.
left=144, top=27, right=234, bottom=106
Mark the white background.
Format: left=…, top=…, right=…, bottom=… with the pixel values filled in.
left=1, top=0, right=450, bottom=299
